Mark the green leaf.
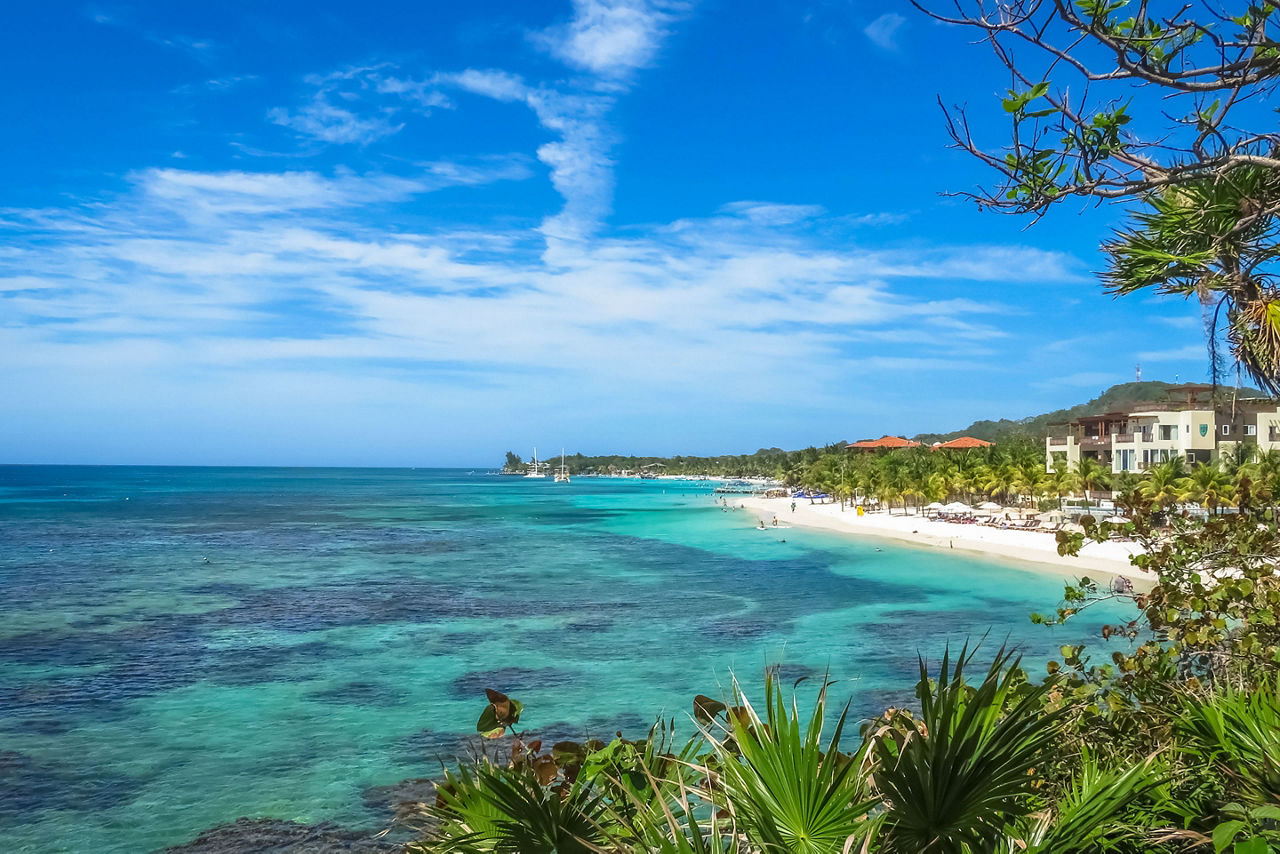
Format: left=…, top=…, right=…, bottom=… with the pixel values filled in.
left=1214, top=820, right=1246, bottom=852
left=1234, top=836, right=1270, bottom=854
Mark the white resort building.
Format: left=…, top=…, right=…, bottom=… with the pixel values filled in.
left=1045, top=384, right=1280, bottom=473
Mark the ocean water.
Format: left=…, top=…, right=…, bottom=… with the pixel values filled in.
left=0, top=467, right=1132, bottom=852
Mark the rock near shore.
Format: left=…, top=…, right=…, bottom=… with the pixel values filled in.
left=163, top=817, right=403, bottom=853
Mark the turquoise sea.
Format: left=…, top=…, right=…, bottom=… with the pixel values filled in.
left=0, top=467, right=1132, bottom=852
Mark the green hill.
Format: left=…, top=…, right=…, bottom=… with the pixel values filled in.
left=913, top=381, right=1266, bottom=445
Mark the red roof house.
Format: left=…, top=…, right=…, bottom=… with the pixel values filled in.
left=934, top=436, right=993, bottom=450
left=847, top=435, right=923, bottom=451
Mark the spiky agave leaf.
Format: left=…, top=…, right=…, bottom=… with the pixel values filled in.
left=589, top=719, right=734, bottom=852
left=872, top=643, right=1069, bottom=853
left=599, top=748, right=739, bottom=854
left=1176, top=679, right=1280, bottom=807
left=412, top=762, right=612, bottom=853
left=998, top=750, right=1169, bottom=853
left=704, top=672, right=879, bottom=854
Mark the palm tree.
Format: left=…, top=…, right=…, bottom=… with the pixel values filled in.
left=1182, top=460, right=1236, bottom=515
left=1244, top=448, right=1280, bottom=509
left=1139, top=458, right=1189, bottom=510
left=1102, top=166, right=1280, bottom=393
left=1072, top=457, right=1110, bottom=508
left=981, top=463, right=1017, bottom=505
left=1045, top=462, right=1077, bottom=510
left=1221, top=441, right=1256, bottom=475
left=1012, top=461, right=1045, bottom=508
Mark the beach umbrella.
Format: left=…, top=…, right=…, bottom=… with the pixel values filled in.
left=924, top=501, right=945, bottom=510
left=942, top=501, right=971, bottom=513
left=978, top=501, right=1002, bottom=510
left=1103, top=515, right=1131, bottom=524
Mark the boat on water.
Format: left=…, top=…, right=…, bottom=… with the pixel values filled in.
left=525, top=448, right=547, bottom=478
left=554, top=449, right=570, bottom=483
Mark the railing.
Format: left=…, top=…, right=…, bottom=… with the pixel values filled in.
left=1114, top=433, right=1134, bottom=443
left=1047, top=437, right=1068, bottom=446
left=1128, top=402, right=1209, bottom=413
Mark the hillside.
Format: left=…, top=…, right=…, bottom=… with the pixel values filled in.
left=913, top=381, right=1265, bottom=445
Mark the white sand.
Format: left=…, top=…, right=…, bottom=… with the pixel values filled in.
left=735, top=496, right=1150, bottom=583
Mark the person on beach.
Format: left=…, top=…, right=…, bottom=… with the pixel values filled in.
left=791, top=501, right=796, bottom=513
left=772, top=515, right=778, bottom=527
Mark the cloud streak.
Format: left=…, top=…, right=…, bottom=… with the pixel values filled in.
left=864, top=13, right=906, bottom=50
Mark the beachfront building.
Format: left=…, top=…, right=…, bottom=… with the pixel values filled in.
left=1045, top=384, right=1280, bottom=473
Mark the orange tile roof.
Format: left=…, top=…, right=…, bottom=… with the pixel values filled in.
left=847, top=435, right=922, bottom=449
left=935, top=436, right=993, bottom=449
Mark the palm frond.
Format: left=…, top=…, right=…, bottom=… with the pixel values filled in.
left=706, top=671, right=879, bottom=854
left=872, top=643, right=1068, bottom=853
left=1003, top=750, right=1169, bottom=853
left=1177, top=679, right=1280, bottom=806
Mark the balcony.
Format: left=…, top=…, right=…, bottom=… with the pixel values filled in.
left=1114, top=433, right=1135, bottom=443
left=1047, top=437, right=1068, bottom=446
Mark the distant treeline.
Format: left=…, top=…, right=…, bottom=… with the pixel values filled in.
left=500, top=444, right=851, bottom=479
left=500, top=437, right=1052, bottom=480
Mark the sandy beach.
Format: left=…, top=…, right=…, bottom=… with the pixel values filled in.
left=735, top=495, right=1150, bottom=582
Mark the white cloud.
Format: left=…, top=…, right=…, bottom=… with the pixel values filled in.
left=843, top=212, right=908, bottom=226
left=269, top=96, right=403, bottom=145
left=1139, top=344, right=1207, bottom=362
left=0, top=167, right=1054, bottom=396
left=1032, top=371, right=1124, bottom=390
left=533, top=0, right=684, bottom=79
left=173, top=75, right=259, bottom=95
left=269, top=66, right=451, bottom=145
left=718, top=201, right=825, bottom=226
left=864, top=13, right=906, bottom=50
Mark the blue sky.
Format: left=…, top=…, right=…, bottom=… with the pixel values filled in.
left=1, top=1, right=1212, bottom=466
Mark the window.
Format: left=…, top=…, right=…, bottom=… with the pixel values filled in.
left=1247, top=425, right=1258, bottom=436
left=1159, top=425, right=1176, bottom=440
left=1223, top=424, right=1231, bottom=435
left=1186, top=424, right=1191, bottom=434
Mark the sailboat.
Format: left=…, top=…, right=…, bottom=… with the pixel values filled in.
left=525, top=448, right=546, bottom=478
left=554, top=449, right=570, bottom=483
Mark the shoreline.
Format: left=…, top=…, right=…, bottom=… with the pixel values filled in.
left=734, top=496, right=1151, bottom=583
